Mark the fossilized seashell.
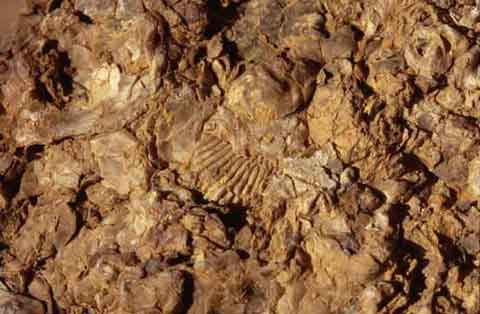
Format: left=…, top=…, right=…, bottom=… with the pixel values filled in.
left=225, top=64, right=304, bottom=124
left=189, top=135, right=276, bottom=206
left=203, top=105, right=309, bottom=160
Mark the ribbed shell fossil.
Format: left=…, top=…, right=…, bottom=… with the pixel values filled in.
left=139, top=60, right=315, bottom=207
left=3, top=1, right=480, bottom=314
left=189, top=134, right=276, bottom=205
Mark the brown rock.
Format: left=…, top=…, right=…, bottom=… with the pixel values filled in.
left=0, top=1, right=479, bottom=313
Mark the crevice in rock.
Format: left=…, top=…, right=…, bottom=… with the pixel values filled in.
left=74, top=10, right=94, bottom=24
left=436, top=232, right=476, bottom=281
left=392, top=240, right=429, bottom=314
left=181, top=271, right=195, bottom=314
left=205, top=0, right=243, bottom=38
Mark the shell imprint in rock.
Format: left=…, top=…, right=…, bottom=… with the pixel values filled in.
left=190, top=134, right=276, bottom=206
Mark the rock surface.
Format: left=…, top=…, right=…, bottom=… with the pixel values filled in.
left=0, top=1, right=479, bottom=314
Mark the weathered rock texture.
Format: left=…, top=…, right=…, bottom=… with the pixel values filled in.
left=0, top=1, right=479, bottom=314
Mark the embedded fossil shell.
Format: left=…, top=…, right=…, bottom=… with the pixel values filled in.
left=2, top=1, right=480, bottom=314
left=225, top=64, right=304, bottom=124
left=189, top=134, right=276, bottom=206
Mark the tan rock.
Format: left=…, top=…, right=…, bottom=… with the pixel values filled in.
left=90, top=130, right=149, bottom=195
